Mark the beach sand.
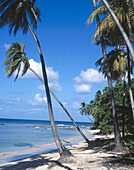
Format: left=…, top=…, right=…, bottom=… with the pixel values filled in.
left=0, top=129, right=133, bottom=170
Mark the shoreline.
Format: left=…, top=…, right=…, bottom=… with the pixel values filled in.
left=0, top=129, right=133, bottom=170
left=0, top=129, right=93, bottom=165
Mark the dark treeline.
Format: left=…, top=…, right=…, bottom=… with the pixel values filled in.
left=82, top=80, right=134, bottom=136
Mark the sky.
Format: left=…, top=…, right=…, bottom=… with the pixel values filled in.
left=0, top=0, right=107, bottom=122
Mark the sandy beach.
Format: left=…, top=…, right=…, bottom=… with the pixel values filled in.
left=0, top=129, right=134, bottom=170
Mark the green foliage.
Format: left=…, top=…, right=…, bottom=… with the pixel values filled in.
left=0, top=0, right=41, bottom=35
left=83, top=81, right=134, bottom=134
left=3, top=42, right=30, bottom=81
left=87, top=0, right=134, bottom=46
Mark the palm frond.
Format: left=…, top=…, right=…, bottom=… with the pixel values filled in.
left=87, top=5, right=107, bottom=24
left=14, top=63, right=21, bottom=82
left=21, top=57, right=30, bottom=76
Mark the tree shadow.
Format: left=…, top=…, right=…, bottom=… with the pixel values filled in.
left=0, top=153, right=73, bottom=170
left=102, top=153, right=134, bottom=169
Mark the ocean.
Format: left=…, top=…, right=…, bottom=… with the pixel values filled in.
left=0, top=118, right=93, bottom=154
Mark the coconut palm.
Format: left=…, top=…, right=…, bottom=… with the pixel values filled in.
left=80, top=102, right=93, bottom=123
left=4, top=42, right=91, bottom=145
left=96, top=47, right=134, bottom=136
left=4, top=42, right=29, bottom=81
left=88, top=0, right=123, bottom=150
left=88, top=0, right=134, bottom=122
left=0, top=0, right=72, bottom=157
left=101, top=0, right=134, bottom=62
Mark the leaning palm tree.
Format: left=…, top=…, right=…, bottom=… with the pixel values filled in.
left=4, top=42, right=91, bottom=145
left=87, top=0, right=123, bottom=150
left=80, top=102, right=93, bottom=123
left=0, top=0, right=72, bottom=157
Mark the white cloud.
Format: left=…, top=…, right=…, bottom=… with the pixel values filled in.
left=15, top=59, right=63, bottom=92
left=12, top=96, right=21, bottom=102
left=72, top=102, right=80, bottom=110
left=74, top=84, right=91, bottom=94
left=3, top=43, right=10, bottom=50
left=20, top=59, right=59, bottom=81
left=28, top=93, right=47, bottom=106
left=74, top=68, right=105, bottom=84
left=38, top=81, right=63, bottom=92
left=74, top=68, right=105, bottom=94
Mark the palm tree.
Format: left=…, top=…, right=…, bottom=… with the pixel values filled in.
left=4, top=42, right=91, bottom=145
left=101, top=0, right=134, bottom=63
left=4, top=43, right=30, bottom=80
left=88, top=0, right=134, bottom=122
left=80, top=102, right=93, bottom=123
left=88, top=0, right=123, bottom=150
left=0, top=0, right=72, bottom=157
left=88, top=0, right=134, bottom=45
left=96, top=47, right=133, bottom=136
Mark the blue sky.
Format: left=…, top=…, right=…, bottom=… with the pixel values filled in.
left=0, top=0, right=107, bottom=122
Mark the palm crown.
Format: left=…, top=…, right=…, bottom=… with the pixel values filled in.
left=4, top=42, right=30, bottom=81
left=95, top=48, right=133, bottom=82
left=0, top=0, right=41, bottom=35
left=87, top=0, right=134, bottom=46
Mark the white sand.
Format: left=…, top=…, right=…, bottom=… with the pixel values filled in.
left=0, top=129, right=133, bottom=170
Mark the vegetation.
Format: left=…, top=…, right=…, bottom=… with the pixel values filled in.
left=84, top=81, right=134, bottom=135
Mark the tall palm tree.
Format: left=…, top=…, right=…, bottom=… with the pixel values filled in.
left=88, top=0, right=134, bottom=45
left=80, top=102, right=93, bottom=123
left=101, top=0, right=134, bottom=63
left=88, top=0, right=134, bottom=122
left=4, top=42, right=91, bottom=145
left=96, top=47, right=133, bottom=136
left=0, top=0, right=72, bottom=157
left=88, top=0, right=122, bottom=150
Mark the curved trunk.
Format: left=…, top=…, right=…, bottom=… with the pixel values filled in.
left=92, top=0, right=122, bottom=149
left=102, top=0, right=134, bottom=63
left=28, top=23, right=73, bottom=157
left=127, top=47, right=134, bottom=123
left=125, top=11, right=134, bottom=124
left=28, top=67, right=91, bottom=145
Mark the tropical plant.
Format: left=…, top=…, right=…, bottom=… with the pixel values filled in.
left=101, top=0, right=134, bottom=62
left=0, top=0, right=72, bottom=157
left=87, top=83, right=133, bottom=135
left=4, top=42, right=91, bottom=145
left=88, top=0, right=123, bottom=150
left=80, top=102, right=93, bottom=123
left=88, top=0, right=134, bottom=122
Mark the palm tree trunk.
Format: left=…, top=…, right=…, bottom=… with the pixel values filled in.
left=102, top=0, right=134, bottom=63
left=122, top=75, right=126, bottom=137
left=85, top=115, right=93, bottom=123
left=27, top=23, right=73, bottom=157
left=28, top=67, right=91, bottom=145
left=92, top=0, right=122, bottom=150
left=127, top=47, right=134, bottom=123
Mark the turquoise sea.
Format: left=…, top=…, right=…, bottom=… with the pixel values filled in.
left=0, top=118, right=93, bottom=154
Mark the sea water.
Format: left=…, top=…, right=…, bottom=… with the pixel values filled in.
left=0, top=118, right=92, bottom=154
